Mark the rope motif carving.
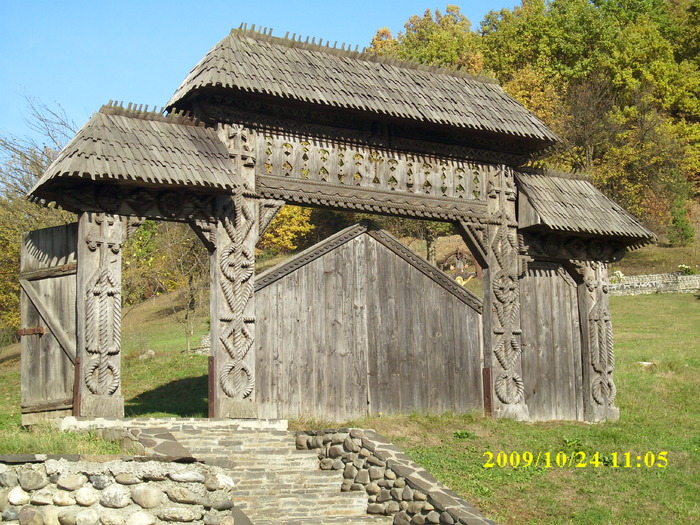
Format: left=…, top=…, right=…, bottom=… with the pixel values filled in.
left=491, top=223, right=524, bottom=404
left=218, top=194, right=256, bottom=399
left=83, top=214, right=122, bottom=396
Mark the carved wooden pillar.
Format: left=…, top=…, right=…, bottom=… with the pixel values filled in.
left=459, top=165, right=529, bottom=420
left=210, top=124, right=259, bottom=418
left=573, top=261, right=619, bottom=422
left=76, top=212, right=125, bottom=417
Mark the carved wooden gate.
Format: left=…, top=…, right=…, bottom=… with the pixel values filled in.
left=520, top=262, right=584, bottom=421
left=19, top=223, right=78, bottom=425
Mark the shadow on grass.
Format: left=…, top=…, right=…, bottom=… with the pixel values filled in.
left=125, top=375, right=208, bottom=417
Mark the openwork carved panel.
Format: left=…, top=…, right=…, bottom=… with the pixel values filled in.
left=256, top=132, right=486, bottom=201
left=522, top=232, right=626, bottom=263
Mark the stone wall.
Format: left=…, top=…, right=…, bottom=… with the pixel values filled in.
left=0, top=456, right=241, bottom=525
left=296, top=429, right=496, bottom=525
left=608, top=272, right=700, bottom=296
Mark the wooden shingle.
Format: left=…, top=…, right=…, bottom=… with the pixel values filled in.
left=167, top=28, right=559, bottom=149
left=516, top=171, right=656, bottom=243
left=30, top=103, right=242, bottom=202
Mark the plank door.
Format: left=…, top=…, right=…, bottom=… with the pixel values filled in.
left=520, top=262, right=584, bottom=421
left=19, top=223, right=78, bottom=424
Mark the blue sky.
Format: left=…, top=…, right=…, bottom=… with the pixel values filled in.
left=0, top=1, right=516, bottom=143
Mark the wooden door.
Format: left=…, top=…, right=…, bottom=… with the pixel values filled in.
left=19, top=223, right=78, bottom=424
left=520, top=262, right=583, bottom=421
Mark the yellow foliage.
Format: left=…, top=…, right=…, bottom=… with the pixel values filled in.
left=258, top=206, right=314, bottom=253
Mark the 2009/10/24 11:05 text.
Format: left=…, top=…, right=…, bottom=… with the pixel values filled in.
left=482, top=451, right=668, bottom=468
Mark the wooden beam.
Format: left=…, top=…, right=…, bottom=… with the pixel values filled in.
left=19, top=279, right=76, bottom=365
left=21, top=398, right=73, bottom=414
left=20, top=263, right=77, bottom=281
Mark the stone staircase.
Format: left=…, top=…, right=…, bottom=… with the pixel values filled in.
left=145, top=421, right=393, bottom=525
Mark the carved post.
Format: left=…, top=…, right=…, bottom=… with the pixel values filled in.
left=76, top=212, right=125, bottom=417
left=210, top=124, right=259, bottom=418
left=574, top=261, right=619, bottom=422
left=461, top=166, right=529, bottom=420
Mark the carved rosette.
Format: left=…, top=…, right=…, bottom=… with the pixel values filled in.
left=217, top=194, right=257, bottom=400
left=82, top=214, right=123, bottom=396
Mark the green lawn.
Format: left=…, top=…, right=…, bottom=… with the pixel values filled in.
left=0, top=292, right=697, bottom=523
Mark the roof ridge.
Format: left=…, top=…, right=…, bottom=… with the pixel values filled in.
left=518, top=166, right=592, bottom=182
left=100, top=101, right=205, bottom=127
left=230, top=24, right=498, bottom=85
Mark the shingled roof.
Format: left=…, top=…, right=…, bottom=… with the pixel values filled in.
left=30, top=103, right=241, bottom=203
left=515, top=171, right=656, bottom=244
left=167, top=27, right=559, bottom=150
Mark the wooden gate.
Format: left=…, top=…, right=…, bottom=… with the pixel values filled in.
left=255, top=223, right=484, bottom=421
left=520, top=262, right=584, bottom=421
left=19, top=223, right=78, bottom=425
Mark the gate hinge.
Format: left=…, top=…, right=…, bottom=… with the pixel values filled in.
left=17, top=327, right=47, bottom=336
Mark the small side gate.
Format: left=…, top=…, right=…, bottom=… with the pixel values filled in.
left=19, top=223, right=78, bottom=424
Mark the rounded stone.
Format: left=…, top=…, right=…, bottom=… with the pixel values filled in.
left=295, top=435, right=310, bottom=450
left=385, top=500, right=401, bottom=514
left=365, top=482, right=381, bottom=495
left=100, top=515, right=126, bottom=525
left=402, top=486, right=414, bottom=501
left=75, top=487, right=99, bottom=507
left=202, top=514, right=218, bottom=525
left=320, top=458, right=335, bottom=470
left=19, top=469, right=49, bottom=491
left=57, top=474, right=87, bottom=491
left=168, top=471, right=205, bottom=483
left=340, top=480, right=352, bottom=492
left=220, top=517, right=235, bottom=525
left=414, top=491, right=427, bottom=501
left=350, top=483, right=365, bottom=491
left=354, top=469, right=370, bottom=485
left=0, top=471, right=19, bottom=488
left=166, top=486, right=198, bottom=504
left=423, top=503, right=434, bottom=512
left=343, top=464, right=357, bottom=480
left=393, top=511, right=411, bottom=525
left=210, top=495, right=235, bottom=511
left=204, top=473, right=234, bottom=492
left=57, top=508, right=79, bottom=525
left=114, top=474, right=141, bottom=485
left=426, top=510, right=441, bottom=524
left=328, top=445, right=345, bottom=459
left=359, top=448, right=371, bottom=458
left=157, top=507, right=202, bottom=522
left=343, top=436, right=360, bottom=453
left=75, top=509, right=100, bottom=525
left=30, top=488, right=54, bottom=505
left=395, top=477, right=406, bottom=488
left=18, top=506, right=45, bottom=525
left=439, top=511, right=455, bottom=524
left=0, top=488, right=8, bottom=510
left=125, top=511, right=156, bottom=525
left=400, top=501, right=409, bottom=510
left=332, top=459, right=344, bottom=470
left=53, top=491, right=77, bottom=506
left=43, top=507, right=59, bottom=525
left=407, top=502, right=425, bottom=514
left=131, top=485, right=162, bottom=509
left=411, top=515, right=427, bottom=525
left=3, top=506, right=20, bottom=521
left=368, top=466, right=384, bottom=480
left=100, top=484, right=132, bottom=508
left=384, top=469, right=397, bottom=481
left=88, top=475, right=110, bottom=491
left=8, top=486, right=31, bottom=505
left=367, top=503, right=385, bottom=515
left=377, top=488, right=392, bottom=503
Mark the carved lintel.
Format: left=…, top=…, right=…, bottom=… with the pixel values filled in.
left=522, top=231, right=626, bottom=263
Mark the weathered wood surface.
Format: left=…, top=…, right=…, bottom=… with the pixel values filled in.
left=255, top=228, right=483, bottom=421
left=20, top=223, right=78, bottom=424
left=76, top=213, right=125, bottom=417
left=520, top=262, right=583, bottom=421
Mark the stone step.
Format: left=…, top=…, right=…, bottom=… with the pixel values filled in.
left=234, top=491, right=369, bottom=518
left=254, top=517, right=394, bottom=525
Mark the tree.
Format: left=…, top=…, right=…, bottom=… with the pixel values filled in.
left=257, top=205, right=315, bottom=253
left=0, top=101, right=76, bottom=344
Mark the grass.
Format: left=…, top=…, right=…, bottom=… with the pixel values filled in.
left=609, top=243, right=699, bottom=275
left=0, top=257, right=697, bottom=522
